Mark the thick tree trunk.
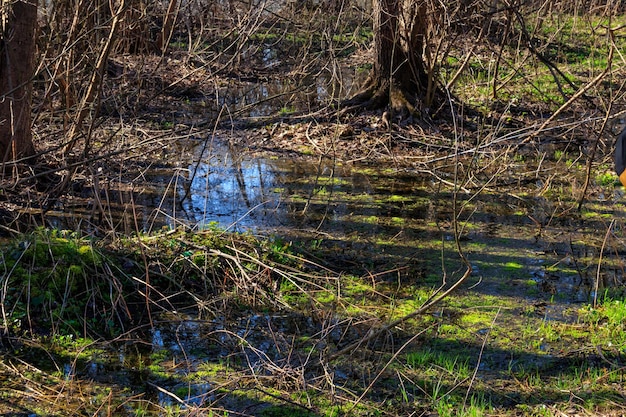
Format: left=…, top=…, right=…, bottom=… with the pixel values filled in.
left=0, top=0, right=37, bottom=163
left=374, top=0, right=428, bottom=94
left=343, top=0, right=431, bottom=119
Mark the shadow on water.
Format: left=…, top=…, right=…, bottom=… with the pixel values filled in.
left=47, top=134, right=626, bottom=302
left=35, top=135, right=626, bottom=413
left=216, top=69, right=363, bottom=118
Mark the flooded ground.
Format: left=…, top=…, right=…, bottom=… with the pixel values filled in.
left=9, top=106, right=626, bottom=417
left=48, top=132, right=626, bottom=302
left=10, top=37, right=626, bottom=416
left=28, top=130, right=626, bottom=413
left=5, top=2, right=626, bottom=414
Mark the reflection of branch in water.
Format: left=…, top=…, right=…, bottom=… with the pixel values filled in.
left=222, top=200, right=272, bottom=233
left=232, top=152, right=252, bottom=209
left=256, top=159, right=267, bottom=198
left=182, top=107, right=225, bottom=203
left=182, top=138, right=214, bottom=203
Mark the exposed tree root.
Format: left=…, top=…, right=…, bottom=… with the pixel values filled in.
left=339, top=77, right=420, bottom=127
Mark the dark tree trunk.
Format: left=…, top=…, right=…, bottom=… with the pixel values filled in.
left=343, top=0, right=432, bottom=120
left=373, top=0, right=428, bottom=95
left=0, top=0, right=37, bottom=164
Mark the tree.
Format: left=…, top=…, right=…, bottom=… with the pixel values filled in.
left=0, top=0, right=37, bottom=164
left=344, top=0, right=434, bottom=120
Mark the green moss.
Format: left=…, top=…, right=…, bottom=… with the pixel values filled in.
left=315, top=290, right=335, bottom=303
left=390, top=216, right=405, bottom=225
left=388, top=194, right=410, bottom=202
left=504, top=261, right=523, bottom=271
left=362, top=215, right=379, bottom=224
left=260, top=405, right=314, bottom=417
left=249, top=32, right=279, bottom=42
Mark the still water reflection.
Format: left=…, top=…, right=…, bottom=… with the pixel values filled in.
left=176, top=139, right=286, bottom=231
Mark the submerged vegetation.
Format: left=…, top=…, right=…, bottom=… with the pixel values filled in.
left=2, top=0, right=626, bottom=416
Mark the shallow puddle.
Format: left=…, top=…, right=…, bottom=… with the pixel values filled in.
left=44, top=134, right=626, bottom=305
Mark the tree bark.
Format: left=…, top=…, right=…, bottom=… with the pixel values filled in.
left=0, top=0, right=37, bottom=164
left=343, top=0, right=431, bottom=119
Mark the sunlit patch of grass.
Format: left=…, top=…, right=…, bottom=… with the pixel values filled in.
left=361, top=215, right=379, bottom=224
left=249, top=32, right=279, bottom=42
left=388, top=194, right=411, bottom=202
left=279, top=279, right=309, bottom=306
left=458, top=310, right=492, bottom=329
left=390, top=216, right=405, bottom=226
left=578, top=295, right=626, bottom=348
left=450, top=13, right=626, bottom=112
left=504, top=261, right=524, bottom=274
left=44, top=335, right=106, bottom=368
left=187, top=358, right=239, bottom=386
left=398, top=338, right=493, bottom=416
left=388, top=288, right=435, bottom=320
left=314, top=289, right=336, bottom=303
left=341, top=276, right=374, bottom=298
left=581, top=209, right=613, bottom=219
left=405, top=347, right=471, bottom=379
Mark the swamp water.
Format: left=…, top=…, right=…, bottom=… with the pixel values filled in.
left=44, top=134, right=626, bottom=413
left=33, top=67, right=626, bottom=411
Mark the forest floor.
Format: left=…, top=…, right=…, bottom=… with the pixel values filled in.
left=3, top=11, right=626, bottom=416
